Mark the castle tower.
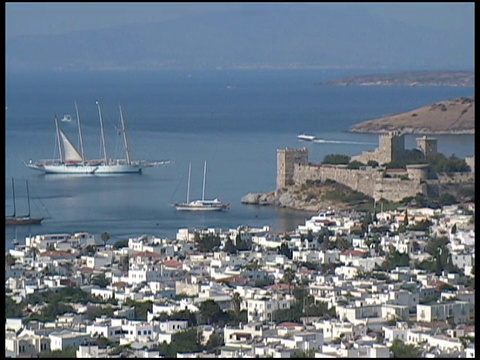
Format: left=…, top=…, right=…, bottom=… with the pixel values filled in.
left=406, top=164, right=430, bottom=182
left=379, top=131, right=406, bottom=164
left=416, top=136, right=438, bottom=159
left=277, top=147, right=308, bottom=189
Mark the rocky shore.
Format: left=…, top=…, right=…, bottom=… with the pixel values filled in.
left=241, top=182, right=371, bottom=213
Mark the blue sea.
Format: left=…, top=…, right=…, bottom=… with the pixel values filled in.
left=5, top=69, right=474, bottom=250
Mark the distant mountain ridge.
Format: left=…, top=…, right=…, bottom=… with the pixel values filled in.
left=6, top=4, right=474, bottom=72
left=350, top=96, right=474, bottom=134
left=321, top=71, right=474, bottom=87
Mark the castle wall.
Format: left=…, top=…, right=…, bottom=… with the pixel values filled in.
left=373, top=178, right=426, bottom=202
left=294, top=163, right=428, bottom=202
left=434, top=172, right=475, bottom=184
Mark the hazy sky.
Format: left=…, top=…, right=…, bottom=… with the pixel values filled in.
left=6, top=2, right=474, bottom=38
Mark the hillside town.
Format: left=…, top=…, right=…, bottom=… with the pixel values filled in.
left=5, top=199, right=475, bottom=358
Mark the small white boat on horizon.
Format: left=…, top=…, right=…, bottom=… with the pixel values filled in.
left=297, top=133, right=318, bottom=141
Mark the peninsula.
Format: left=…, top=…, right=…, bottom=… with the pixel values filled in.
left=319, top=70, right=474, bottom=87
left=349, top=97, right=474, bottom=134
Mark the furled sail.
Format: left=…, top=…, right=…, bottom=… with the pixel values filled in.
left=59, top=129, right=83, bottom=162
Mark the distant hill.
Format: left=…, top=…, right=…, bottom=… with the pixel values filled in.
left=5, top=4, right=474, bottom=72
left=321, top=71, right=474, bottom=87
left=350, top=97, right=474, bottom=134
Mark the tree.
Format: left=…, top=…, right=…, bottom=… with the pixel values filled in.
left=101, top=232, right=111, bottom=247
left=223, top=237, right=237, bottom=254
left=451, top=223, right=457, bottom=234
left=198, top=299, right=225, bottom=325
left=6, top=253, right=16, bottom=266
left=323, top=153, right=351, bottom=165
left=232, top=292, right=242, bottom=317
left=277, top=242, right=293, bottom=259
left=390, top=338, right=422, bottom=358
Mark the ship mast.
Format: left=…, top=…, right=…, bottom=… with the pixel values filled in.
left=202, top=160, right=207, bottom=201
left=96, top=100, right=108, bottom=164
left=119, top=105, right=131, bottom=164
left=186, top=163, right=191, bottom=203
left=11, top=178, right=16, bottom=218
left=74, top=101, right=86, bottom=164
left=26, top=180, right=31, bottom=218
left=55, top=116, right=64, bottom=162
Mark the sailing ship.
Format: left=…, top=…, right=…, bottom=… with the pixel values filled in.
left=5, top=178, right=44, bottom=225
left=24, top=102, right=98, bottom=174
left=90, top=101, right=143, bottom=174
left=174, top=161, right=229, bottom=211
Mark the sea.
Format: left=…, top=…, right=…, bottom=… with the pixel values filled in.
left=5, top=69, right=475, bottom=251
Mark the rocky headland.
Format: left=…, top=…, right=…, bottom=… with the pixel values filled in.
left=349, top=96, right=474, bottom=134
left=241, top=181, right=372, bottom=213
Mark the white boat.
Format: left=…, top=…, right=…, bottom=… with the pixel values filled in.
left=297, top=133, right=318, bottom=141
left=25, top=103, right=98, bottom=174
left=91, top=102, right=144, bottom=174
left=174, top=161, right=229, bottom=211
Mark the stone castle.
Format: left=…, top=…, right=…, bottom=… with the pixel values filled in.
left=277, top=132, right=474, bottom=202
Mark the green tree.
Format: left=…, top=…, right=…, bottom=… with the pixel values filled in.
left=451, top=223, right=457, bottom=234
left=101, top=232, right=111, bottom=247
left=6, top=253, right=16, bottom=266
left=223, top=237, right=237, bottom=254
left=206, top=331, right=224, bottom=352
left=323, top=153, right=351, bottom=165
left=390, top=338, right=422, bottom=358
left=277, top=242, right=293, bottom=259
left=198, top=299, right=226, bottom=325
left=347, top=160, right=365, bottom=169
left=232, top=292, right=242, bottom=317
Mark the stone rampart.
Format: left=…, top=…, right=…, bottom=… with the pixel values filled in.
left=294, top=163, right=429, bottom=202
left=436, top=172, right=475, bottom=184
left=373, top=178, right=426, bottom=202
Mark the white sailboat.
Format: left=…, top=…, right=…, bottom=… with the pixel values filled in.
left=91, top=101, right=144, bottom=174
left=25, top=104, right=98, bottom=174
left=174, top=161, right=229, bottom=211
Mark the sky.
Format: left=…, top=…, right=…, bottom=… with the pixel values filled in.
left=5, top=2, right=474, bottom=38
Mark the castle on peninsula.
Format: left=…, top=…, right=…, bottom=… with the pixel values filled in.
left=277, top=132, right=474, bottom=202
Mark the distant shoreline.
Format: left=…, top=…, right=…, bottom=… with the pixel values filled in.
left=318, top=70, right=474, bottom=87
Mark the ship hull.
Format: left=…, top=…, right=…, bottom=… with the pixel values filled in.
left=6, top=217, right=43, bottom=225
left=26, top=163, right=98, bottom=174
left=93, top=163, right=142, bottom=174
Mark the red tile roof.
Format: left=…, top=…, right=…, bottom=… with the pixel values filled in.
left=342, top=250, right=366, bottom=257
left=39, top=251, right=76, bottom=259
left=278, top=322, right=303, bottom=328
left=162, top=260, right=183, bottom=267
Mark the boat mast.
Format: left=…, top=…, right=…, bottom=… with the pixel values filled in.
left=26, top=180, right=31, bottom=218
left=202, top=160, right=207, bottom=201
left=119, top=105, right=131, bottom=164
left=11, top=178, right=16, bottom=218
left=96, top=100, right=108, bottom=164
left=74, top=101, right=86, bottom=164
left=186, top=163, right=191, bottom=203
left=55, top=116, right=64, bottom=162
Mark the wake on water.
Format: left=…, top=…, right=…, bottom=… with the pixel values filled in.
left=313, top=139, right=377, bottom=145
